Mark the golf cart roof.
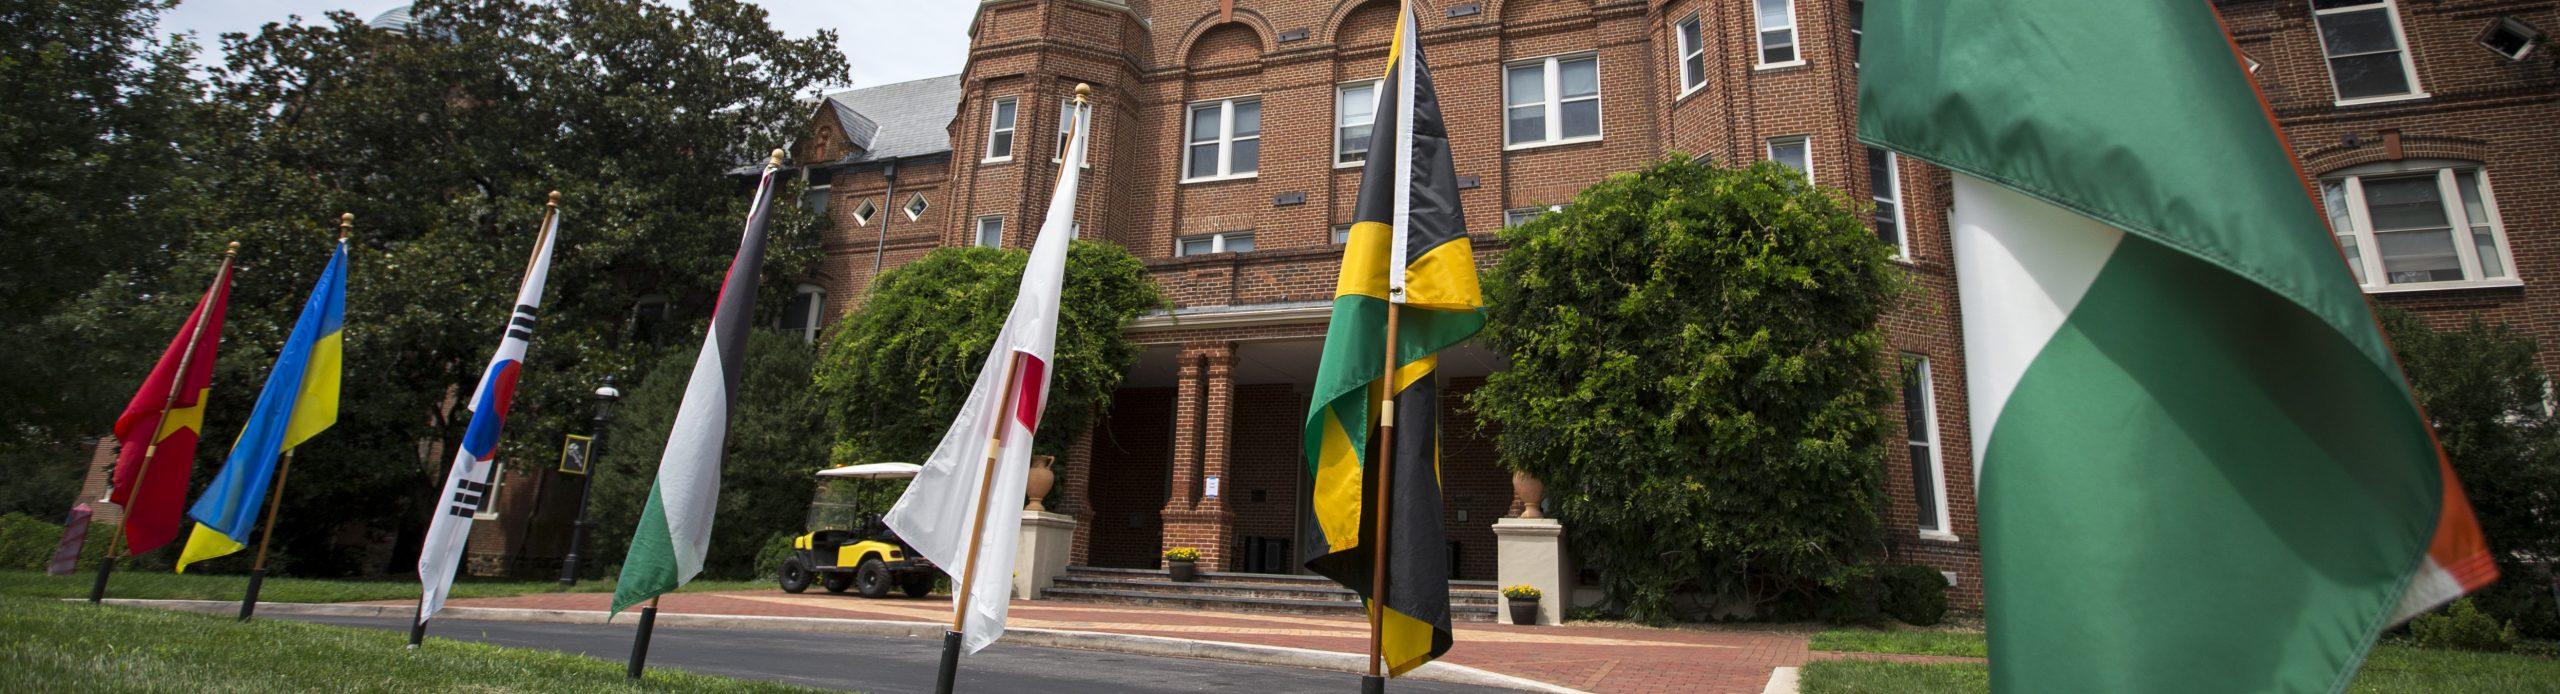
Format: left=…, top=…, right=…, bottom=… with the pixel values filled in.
left=816, top=462, right=921, bottom=480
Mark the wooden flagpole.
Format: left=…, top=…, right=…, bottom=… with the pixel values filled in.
left=1366, top=301, right=1402, bottom=693
left=239, top=214, right=349, bottom=620
left=90, top=241, right=238, bottom=605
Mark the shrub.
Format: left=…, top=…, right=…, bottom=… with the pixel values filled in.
left=0, top=512, right=63, bottom=571
left=1470, top=157, right=1905, bottom=623
left=2382, top=311, right=2560, bottom=638
left=589, top=331, right=829, bottom=581
left=1879, top=564, right=1949, bottom=626
left=1818, top=571, right=1887, bottom=626
left=2410, top=598, right=2518, bottom=652
left=751, top=532, right=799, bottom=581
left=1162, top=547, right=1199, bottom=562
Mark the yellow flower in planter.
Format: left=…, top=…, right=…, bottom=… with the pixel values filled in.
left=1501, top=585, right=1542, bottom=600
left=1163, top=547, right=1200, bottom=562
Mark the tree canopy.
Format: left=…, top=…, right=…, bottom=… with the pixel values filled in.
left=2381, top=311, right=2560, bottom=638
left=5, top=0, right=846, bottom=575
left=1468, top=158, right=1906, bottom=623
left=586, top=330, right=827, bottom=580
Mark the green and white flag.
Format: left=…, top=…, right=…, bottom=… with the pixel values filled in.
left=1859, top=1, right=2495, bottom=691
left=611, top=155, right=785, bottom=614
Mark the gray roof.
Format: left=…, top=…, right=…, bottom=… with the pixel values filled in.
left=819, top=74, right=962, bottom=166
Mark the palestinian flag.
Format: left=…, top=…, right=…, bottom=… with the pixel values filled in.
left=612, top=154, right=784, bottom=614
left=107, top=254, right=231, bottom=556
left=1858, top=1, right=2496, bottom=690
left=1301, top=1, right=1478, bottom=677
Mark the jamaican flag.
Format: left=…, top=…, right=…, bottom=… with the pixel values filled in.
left=1301, top=0, right=1478, bottom=676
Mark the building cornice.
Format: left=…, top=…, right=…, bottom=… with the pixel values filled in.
left=1126, top=301, right=1333, bottom=332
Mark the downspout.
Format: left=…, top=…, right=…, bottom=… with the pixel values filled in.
left=872, top=161, right=900, bottom=278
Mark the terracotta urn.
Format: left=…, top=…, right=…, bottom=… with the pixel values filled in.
left=1025, top=455, right=1057, bottom=512
left=1512, top=469, right=1545, bottom=520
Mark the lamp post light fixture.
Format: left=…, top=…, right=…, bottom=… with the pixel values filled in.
left=559, top=377, right=619, bottom=586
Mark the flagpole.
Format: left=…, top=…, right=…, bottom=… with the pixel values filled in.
left=239, top=448, right=295, bottom=620
left=627, top=594, right=662, bottom=679
left=90, top=241, right=239, bottom=605
left=1366, top=299, right=1401, bottom=693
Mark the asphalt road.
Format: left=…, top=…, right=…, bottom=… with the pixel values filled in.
left=289, top=615, right=1490, bottom=693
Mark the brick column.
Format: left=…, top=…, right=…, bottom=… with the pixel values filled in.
left=1159, top=342, right=1237, bottom=571
left=1062, top=425, right=1097, bottom=566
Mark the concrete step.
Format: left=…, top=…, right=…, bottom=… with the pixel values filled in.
left=1050, top=575, right=1500, bottom=606
left=1040, top=587, right=1502, bottom=623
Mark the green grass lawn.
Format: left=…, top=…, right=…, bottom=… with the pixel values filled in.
left=0, top=569, right=770, bottom=603
left=1803, top=628, right=2560, bottom=694
left=0, top=595, right=817, bottom=692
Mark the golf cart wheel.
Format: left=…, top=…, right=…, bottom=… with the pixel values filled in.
left=899, top=573, right=934, bottom=598
left=778, top=557, right=813, bottom=594
left=822, top=572, right=855, bottom=594
left=855, top=558, right=893, bottom=598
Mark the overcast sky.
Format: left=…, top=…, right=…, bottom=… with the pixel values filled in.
left=156, top=0, right=975, bottom=89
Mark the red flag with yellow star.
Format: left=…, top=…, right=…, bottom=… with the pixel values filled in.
left=108, top=256, right=233, bottom=555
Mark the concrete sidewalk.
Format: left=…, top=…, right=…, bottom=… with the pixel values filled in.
left=384, top=590, right=1827, bottom=693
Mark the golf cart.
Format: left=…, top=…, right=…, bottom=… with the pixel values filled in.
left=779, top=462, right=937, bottom=598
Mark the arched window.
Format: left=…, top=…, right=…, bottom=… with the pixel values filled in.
left=2319, top=159, right=2514, bottom=291
left=779, top=284, right=826, bottom=343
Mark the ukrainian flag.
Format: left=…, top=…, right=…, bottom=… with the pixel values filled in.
left=1301, top=1, right=1477, bottom=676
left=176, top=239, right=345, bottom=572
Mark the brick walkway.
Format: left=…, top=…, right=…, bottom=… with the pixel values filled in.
left=399, top=590, right=1831, bottom=692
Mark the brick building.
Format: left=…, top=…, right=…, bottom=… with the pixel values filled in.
left=416, top=0, right=2555, bottom=608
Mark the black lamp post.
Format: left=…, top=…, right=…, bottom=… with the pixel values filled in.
left=559, top=377, right=618, bottom=586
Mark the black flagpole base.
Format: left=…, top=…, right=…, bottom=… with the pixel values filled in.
left=407, top=603, right=428, bottom=649
left=626, top=605, right=659, bottom=680
left=935, top=630, right=962, bottom=694
left=88, top=556, right=116, bottom=605
left=238, top=569, right=268, bottom=621
left=1361, top=674, right=1386, bottom=694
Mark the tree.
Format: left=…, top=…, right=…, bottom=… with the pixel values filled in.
left=39, top=0, right=846, bottom=576
left=1467, top=158, right=1906, bottom=623
left=586, top=330, right=827, bottom=580
left=812, top=242, right=1163, bottom=496
left=0, top=0, right=205, bottom=518
left=2381, top=311, right=2560, bottom=638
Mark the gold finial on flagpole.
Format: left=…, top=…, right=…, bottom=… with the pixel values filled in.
left=1074, top=82, right=1091, bottom=104
left=338, top=213, right=354, bottom=242
left=768, top=148, right=786, bottom=169
left=547, top=190, right=561, bottom=207
left=226, top=241, right=241, bottom=256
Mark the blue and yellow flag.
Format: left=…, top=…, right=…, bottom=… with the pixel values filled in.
left=176, top=239, right=346, bottom=572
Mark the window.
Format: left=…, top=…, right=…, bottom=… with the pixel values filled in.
left=2311, top=0, right=2423, bottom=104
left=1336, top=81, right=1381, bottom=167
left=1901, top=355, right=1951, bottom=538
left=1766, top=136, right=1811, bottom=181
left=1176, top=231, right=1254, bottom=256
left=1755, top=0, right=1800, bottom=67
left=630, top=295, right=670, bottom=345
left=1675, top=15, right=1707, bottom=94
left=1183, top=98, right=1261, bottom=181
left=779, top=284, right=825, bottom=343
left=975, top=216, right=1004, bottom=249
left=2480, top=17, right=2545, bottom=61
left=851, top=199, right=876, bottom=226
left=1869, top=148, right=1905, bottom=257
left=1503, top=55, right=1601, bottom=148
left=1849, top=0, right=1866, bottom=67
left=984, top=97, right=1017, bottom=161
left=2321, top=161, right=2514, bottom=291
left=1332, top=224, right=1352, bottom=245
left=801, top=185, right=829, bottom=216
left=1504, top=205, right=1565, bottom=228
left=1053, top=98, right=1089, bottom=166
left=903, top=193, right=928, bottom=221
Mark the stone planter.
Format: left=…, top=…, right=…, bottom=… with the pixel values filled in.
left=1509, top=597, right=1540, bottom=626
left=1025, top=455, right=1056, bottom=511
left=1167, top=559, right=1198, bottom=582
left=1512, top=469, right=1545, bottom=519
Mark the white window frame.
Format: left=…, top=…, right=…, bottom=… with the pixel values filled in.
left=471, top=462, right=506, bottom=521
left=1849, top=0, right=1865, bottom=68
left=1902, top=355, right=1955, bottom=541
left=975, top=215, right=1004, bottom=249
left=1754, top=0, right=1804, bottom=69
left=2311, top=0, right=2427, bottom=106
left=1766, top=136, right=1812, bottom=182
left=1675, top=14, right=1708, bottom=96
left=1504, top=204, right=1566, bottom=228
left=781, top=283, right=826, bottom=343
left=1175, top=231, right=1255, bottom=256
left=1052, top=98, right=1090, bottom=167
left=2323, top=160, right=2518, bottom=293
left=1336, top=80, right=1382, bottom=168
left=903, top=193, right=928, bottom=221
left=1331, top=224, right=1352, bottom=245
left=1502, top=54, right=1604, bottom=150
left=851, top=199, right=876, bottom=227
left=1870, top=148, right=1907, bottom=259
left=1181, top=97, right=1261, bottom=183
left=984, top=96, right=1018, bottom=162
left=801, top=182, right=830, bottom=216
